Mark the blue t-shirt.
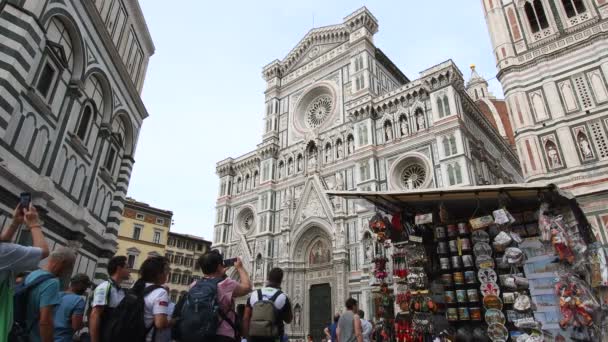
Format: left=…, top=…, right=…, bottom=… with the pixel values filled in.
left=25, top=269, right=60, bottom=342
left=329, top=322, right=338, bottom=341
left=53, top=292, right=85, bottom=342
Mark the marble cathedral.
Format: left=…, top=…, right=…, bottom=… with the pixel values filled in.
left=214, top=7, right=522, bottom=339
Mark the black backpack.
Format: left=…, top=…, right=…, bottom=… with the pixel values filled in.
left=100, top=285, right=163, bottom=342
left=9, top=273, right=56, bottom=342
left=174, top=278, right=236, bottom=342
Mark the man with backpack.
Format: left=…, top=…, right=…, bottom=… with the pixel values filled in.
left=174, top=250, right=252, bottom=342
left=53, top=274, right=91, bottom=342
left=0, top=203, right=49, bottom=342
left=242, top=267, right=292, bottom=342
left=22, top=247, right=77, bottom=342
left=89, top=256, right=130, bottom=342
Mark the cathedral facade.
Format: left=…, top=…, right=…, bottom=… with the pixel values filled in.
left=214, top=7, right=521, bottom=339
left=481, top=0, right=608, bottom=243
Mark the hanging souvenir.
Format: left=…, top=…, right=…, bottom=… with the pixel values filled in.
left=493, top=208, right=514, bottom=225
left=392, top=252, right=407, bottom=278
left=467, top=289, right=480, bottom=303
left=458, top=222, right=470, bottom=235
left=435, top=225, right=446, bottom=240
left=369, top=213, right=391, bottom=242
left=472, top=230, right=490, bottom=244
left=551, top=226, right=575, bottom=264
left=503, top=247, right=525, bottom=266
left=493, top=231, right=512, bottom=252
left=487, top=323, right=509, bottom=341
left=513, top=294, right=531, bottom=312
left=473, top=242, right=493, bottom=257
left=485, top=309, right=506, bottom=325
left=555, top=275, right=600, bottom=328
left=483, top=294, right=503, bottom=310
left=480, top=282, right=501, bottom=297
left=478, top=268, right=498, bottom=284
left=407, top=267, right=427, bottom=290
left=588, top=242, right=608, bottom=287
left=470, top=215, right=494, bottom=230
left=373, top=256, right=389, bottom=281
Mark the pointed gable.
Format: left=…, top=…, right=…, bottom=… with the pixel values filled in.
left=293, top=175, right=334, bottom=225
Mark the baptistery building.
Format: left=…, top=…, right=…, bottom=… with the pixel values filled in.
left=214, top=7, right=521, bottom=339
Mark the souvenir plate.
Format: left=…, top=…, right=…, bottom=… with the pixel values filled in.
left=483, top=294, right=503, bottom=310
left=487, top=323, right=509, bottom=341
left=472, top=230, right=490, bottom=244
left=480, top=282, right=501, bottom=297
left=475, top=255, right=496, bottom=269
left=473, top=242, right=493, bottom=257
left=478, top=268, right=498, bottom=283
left=485, top=309, right=506, bottom=325
left=514, top=294, right=531, bottom=311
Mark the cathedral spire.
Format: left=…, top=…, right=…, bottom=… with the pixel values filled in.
left=466, top=64, right=491, bottom=100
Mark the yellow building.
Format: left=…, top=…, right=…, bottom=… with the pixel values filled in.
left=165, top=232, right=211, bottom=302
left=116, top=198, right=173, bottom=286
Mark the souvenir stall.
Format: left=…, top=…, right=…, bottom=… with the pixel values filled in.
left=328, top=184, right=608, bottom=342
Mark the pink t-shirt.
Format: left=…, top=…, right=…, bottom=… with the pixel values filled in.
left=190, top=277, right=239, bottom=338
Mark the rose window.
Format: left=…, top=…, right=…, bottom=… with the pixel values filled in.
left=400, top=163, right=426, bottom=189
left=305, top=95, right=333, bottom=129
left=237, top=208, right=256, bottom=234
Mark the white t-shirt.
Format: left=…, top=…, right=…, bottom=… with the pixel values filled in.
left=156, top=302, right=175, bottom=342
left=361, top=319, right=373, bottom=342
left=143, top=284, right=170, bottom=342
left=92, top=280, right=125, bottom=308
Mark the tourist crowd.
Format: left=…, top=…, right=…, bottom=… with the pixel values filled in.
left=0, top=202, right=373, bottom=342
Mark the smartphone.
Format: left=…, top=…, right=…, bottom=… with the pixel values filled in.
left=19, top=192, right=31, bottom=209
left=223, top=258, right=237, bottom=267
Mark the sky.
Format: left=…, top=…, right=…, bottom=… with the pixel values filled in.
left=129, top=0, right=503, bottom=241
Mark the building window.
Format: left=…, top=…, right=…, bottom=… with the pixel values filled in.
left=443, top=135, right=458, bottom=157
left=136, top=213, right=145, bottom=220
left=127, top=254, right=136, bottom=268
left=525, top=0, right=549, bottom=33
left=36, top=62, right=56, bottom=98
left=156, top=218, right=164, bottom=225
left=562, top=0, right=586, bottom=18
left=447, top=163, right=463, bottom=186
left=104, top=146, right=117, bottom=173
left=437, top=98, right=445, bottom=118
left=443, top=96, right=451, bottom=116
left=132, top=225, right=141, bottom=240
left=197, top=244, right=203, bottom=251
left=153, top=231, right=161, bottom=244
left=76, top=105, right=94, bottom=141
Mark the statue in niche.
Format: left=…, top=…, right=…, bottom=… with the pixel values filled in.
left=347, top=139, right=354, bottom=154
left=325, top=146, right=330, bottom=163
left=294, top=305, right=301, bottom=327
left=297, top=157, right=302, bottom=172
left=385, top=124, right=393, bottom=141
left=547, top=144, right=562, bottom=168
left=308, top=153, right=317, bottom=171
left=255, top=259, right=263, bottom=280
left=416, top=113, right=426, bottom=130
left=400, top=118, right=409, bottom=136
left=288, top=160, right=294, bottom=175
left=365, top=241, right=373, bottom=262
left=578, top=135, right=593, bottom=159
left=336, top=141, right=342, bottom=158
left=334, top=172, right=344, bottom=190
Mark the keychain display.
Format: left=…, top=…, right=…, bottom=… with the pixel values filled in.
left=392, top=252, right=407, bottom=278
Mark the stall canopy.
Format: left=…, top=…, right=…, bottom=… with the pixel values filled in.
left=327, top=183, right=595, bottom=243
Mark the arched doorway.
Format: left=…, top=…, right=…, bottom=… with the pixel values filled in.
left=288, top=222, right=339, bottom=341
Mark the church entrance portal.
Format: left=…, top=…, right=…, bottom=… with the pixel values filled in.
left=309, top=283, right=331, bottom=341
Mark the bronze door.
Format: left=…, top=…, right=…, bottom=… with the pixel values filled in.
left=309, top=283, right=332, bottom=342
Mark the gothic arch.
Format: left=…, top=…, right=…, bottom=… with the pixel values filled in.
left=83, top=68, right=113, bottom=123
left=290, top=219, right=334, bottom=263
left=110, top=111, right=135, bottom=156
left=40, top=8, right=85, bottom=80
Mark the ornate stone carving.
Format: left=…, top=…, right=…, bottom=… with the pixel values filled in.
left=299, top=192, right=325, bottom=223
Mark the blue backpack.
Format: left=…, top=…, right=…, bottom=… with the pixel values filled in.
left=9, top=273, right=55, bottom=342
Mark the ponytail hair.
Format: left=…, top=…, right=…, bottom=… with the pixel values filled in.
left=131, top=256, right=169, bottom=295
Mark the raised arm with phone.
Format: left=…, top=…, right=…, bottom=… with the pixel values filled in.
left=0, top=198, right=50, bottom=260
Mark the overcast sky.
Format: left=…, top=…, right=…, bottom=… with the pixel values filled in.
left=129, top=0, right=502, bottom=241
